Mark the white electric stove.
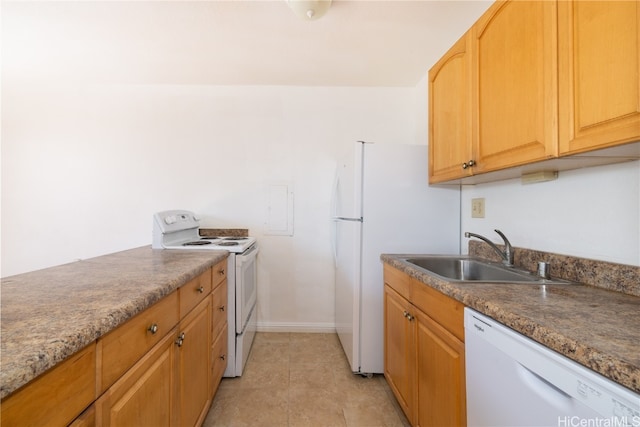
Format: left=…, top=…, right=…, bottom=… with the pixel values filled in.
left=152, top=210, right=256, bottom=253
left=152, top=210, right=258, bottom=377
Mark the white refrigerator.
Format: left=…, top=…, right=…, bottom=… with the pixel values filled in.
left=331, top=141, right=460, bottom=375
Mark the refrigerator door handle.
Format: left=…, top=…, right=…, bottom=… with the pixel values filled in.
left=333, top=217, right=363, bottom=222
left=330, top=217, right=337, bottom=267
left=330, top=169, right=340, bottom=218
left=330, top=172, right=339, bottom=267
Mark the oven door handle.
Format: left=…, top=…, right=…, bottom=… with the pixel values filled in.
left=236, top=244, right=259, bottom=264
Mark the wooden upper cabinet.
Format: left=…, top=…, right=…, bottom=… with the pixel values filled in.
left=472, top=0, right=559, bottom=173
left=429, top=31, right=473, bottom=183
left=558, top=1, right=640, bottom=155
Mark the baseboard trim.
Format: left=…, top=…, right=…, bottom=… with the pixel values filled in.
left=256, top=321, right=336, bottom=334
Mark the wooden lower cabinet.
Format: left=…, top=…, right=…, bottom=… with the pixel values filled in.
left=1, top=264, right=227, bottom=427
left=0, top=344, right=97, bottom=427
left=383, top=265, right=466, bottom=427
left=211, top=325, right=228, bottom=398
left=96, top=327, right=179, bottom=426
left=415, top=310, right=465, bottom=427
left=97, top=289, right=214, bottom=427
left=384, top=285, right=414, bottom=421
left=178, top=297, right=212, bottom=427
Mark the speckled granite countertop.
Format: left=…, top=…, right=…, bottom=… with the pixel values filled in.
left=381, top=254, right=640, bottom=395
left=0, top=246, right=228, bottom=399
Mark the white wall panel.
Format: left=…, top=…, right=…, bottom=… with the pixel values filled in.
left=458, top=162, right=640, bottom=266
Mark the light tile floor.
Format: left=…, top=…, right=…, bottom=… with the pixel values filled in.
left=203, top=332, right=411, bottom=427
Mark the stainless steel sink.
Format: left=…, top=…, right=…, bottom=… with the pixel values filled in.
left=401, top=256, right=572, bottom=284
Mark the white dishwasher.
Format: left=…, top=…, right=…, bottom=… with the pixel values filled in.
left=465, top=308, right=640, bottom=427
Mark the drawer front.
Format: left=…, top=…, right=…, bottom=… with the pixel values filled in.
left=211, top=279, right=228, bottom=339
left=212, top=258, right=228, bottom=288
left=99, top=291, right=179, bottom=392
left=383, top=264, right=412, bottom=300
left=411, top=280, right=464, bottom=341
left=211, top=325, right=228, bottom=396
left=1, top=343, right=96, bottom=427
left=180, top=269, right=213, bottom=317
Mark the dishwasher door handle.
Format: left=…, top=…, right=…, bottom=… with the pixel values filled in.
left=516, top=361, right=575, bottom=413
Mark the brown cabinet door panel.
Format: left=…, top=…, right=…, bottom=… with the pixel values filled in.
left=559, top=1, right=640, bottom=154
left=473, top=0, right=558, bottom=172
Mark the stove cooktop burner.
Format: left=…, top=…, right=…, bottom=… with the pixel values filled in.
left=216, top=241, right=239, bottom=246
left=183, top=240, right=213, bottom=246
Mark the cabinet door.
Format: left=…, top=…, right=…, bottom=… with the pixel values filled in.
left=383, top=285, right=415, bottom=425
left=429, top=31, right=474, bottom=183
left=473, top=0, right=558, bottom=173
left=178, top=297, right=212, bottom=427
left=558, top=1, right=640, bottom=154
left=415, top=310, right=466, bottom=427
left=96, top=327, right=179, bottom=427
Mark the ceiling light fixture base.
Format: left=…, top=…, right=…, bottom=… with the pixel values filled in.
left=287, top=0, right=332, bottom=21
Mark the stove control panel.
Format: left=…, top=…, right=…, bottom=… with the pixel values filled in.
left=153, top=210, right=200, bottom=234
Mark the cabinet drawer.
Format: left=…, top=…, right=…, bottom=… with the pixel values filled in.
left=98, top=291, right=179, bottom=392
left=212, top=279, right=228, bottom=339
left=1, top=343, right=96, bottom=427
left=411, top=280, right=464, bottom=341
left=180, top=269, right=213, bottom=317
left=383, top=265, right=412, bottom=300
left=211, top=325, right=228, bottom=396
left=212, top=258, right=228, bottom=288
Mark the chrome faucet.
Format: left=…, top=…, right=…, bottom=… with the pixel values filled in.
left=465, top=229, right=514, bottom=267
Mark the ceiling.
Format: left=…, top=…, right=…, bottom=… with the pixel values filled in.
left=2, top=0, right=492, bottom=87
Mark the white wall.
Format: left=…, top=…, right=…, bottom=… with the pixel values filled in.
left=458, top=162, right=640, bottom=266
left=1, top=82, right=417, bottom=331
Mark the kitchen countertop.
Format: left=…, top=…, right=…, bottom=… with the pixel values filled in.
left=0, top=246, right=228, bottom=399
left=381, top=254, right=640, bottom=394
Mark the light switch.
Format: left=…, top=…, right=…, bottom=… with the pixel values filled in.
left=471, top=198, right=485, bottom=218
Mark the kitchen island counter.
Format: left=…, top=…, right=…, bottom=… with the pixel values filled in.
left=0, top=246, right=228, bottom=399
left=381, top=254, right=640, bottom=394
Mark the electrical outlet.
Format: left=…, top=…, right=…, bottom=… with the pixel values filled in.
left=472, top=198, right=485, bottom=218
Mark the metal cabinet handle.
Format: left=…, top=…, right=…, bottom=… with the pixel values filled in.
left=197, top=286, right=205, bottom=293
left=403, top=311, right=414, bottom=321
left=218, top=305, right=225, bottom=312
left=147, top=323, right=159, bottom=334
left=462, top=159, right=476, bottom=170
left=176, top=332, right=185, bottom=347
left=218, top=269, right=225, bottom=276
left=220, top=354, right=226, bottom=361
